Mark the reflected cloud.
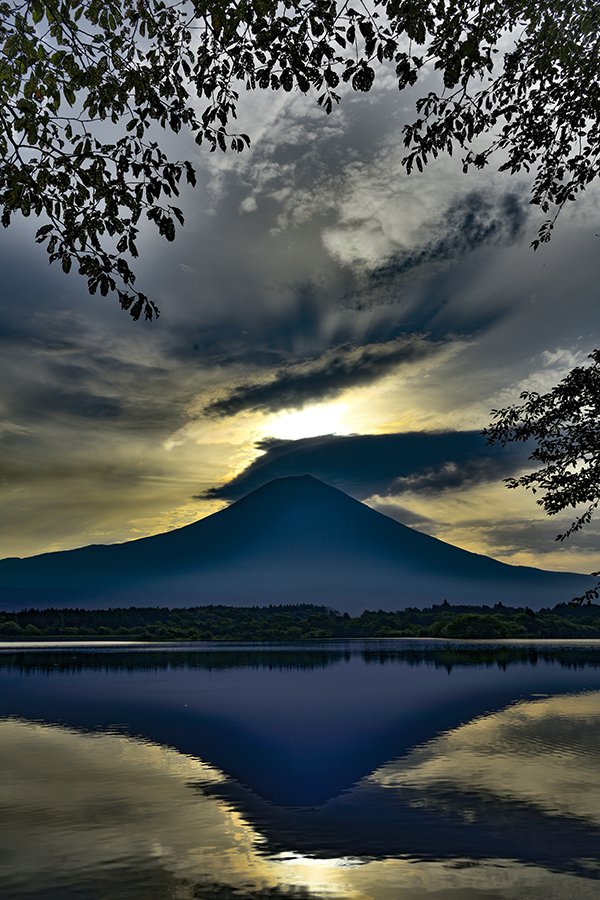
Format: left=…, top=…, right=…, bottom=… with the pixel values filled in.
left=372, top=692, right=600, bottom=826
left=0, top=719, right=355, bottom=899
left=2, top=714, right=600, bottom=899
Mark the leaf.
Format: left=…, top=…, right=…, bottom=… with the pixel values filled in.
left=35, top=224, right=53, bottom=241
left=32, top=1, right=44, bottom=25
left=351, top=65, right=374, bottom=92
left=130, top=298, right=144, bottom=320
left=324, top=68, right=339, bottom=88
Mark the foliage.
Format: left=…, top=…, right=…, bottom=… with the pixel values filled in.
left=1, top=0, right=599, bottom=316
left=3, top=600, right=600, bottom=640
left=485, top=349, right=600, bottom=602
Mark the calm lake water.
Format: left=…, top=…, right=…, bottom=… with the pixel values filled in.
left=1, top=639, right=600, bottom=899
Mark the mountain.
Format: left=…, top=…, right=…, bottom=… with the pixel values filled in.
left=0, top=475, right=594, bottom=612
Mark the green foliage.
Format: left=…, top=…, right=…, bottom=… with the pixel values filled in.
left=430, top=613, right=516, bottom=639
left=1, top=1, right=598, bottom=316
left=2, top=600, right=600, bottom=640
left=486, top=349, right=600, bottom=602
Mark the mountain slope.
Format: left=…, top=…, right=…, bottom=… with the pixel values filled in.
left=0, top=475, right=593, bottom=611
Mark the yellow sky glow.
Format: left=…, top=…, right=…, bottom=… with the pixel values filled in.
left=260, top=401, right=353, bottom=441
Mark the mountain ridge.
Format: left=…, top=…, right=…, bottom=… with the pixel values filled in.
left=0, top=475, right=594, bottom=611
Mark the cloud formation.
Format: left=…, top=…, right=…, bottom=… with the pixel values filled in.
left=203, top=430, right=528, bottom=502
left=1, top=62, right=599, bottom=566
left=475, top=518, right=600, bottom=559
left=370, top=191, right=528, bottom=282
left=202, top=335, right=442, bottom=418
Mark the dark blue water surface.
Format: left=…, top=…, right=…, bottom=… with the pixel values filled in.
left=1, top=639, right=600, bottom=899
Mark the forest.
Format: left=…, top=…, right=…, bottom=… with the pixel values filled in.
left=2, top=602, right=600, bottom=641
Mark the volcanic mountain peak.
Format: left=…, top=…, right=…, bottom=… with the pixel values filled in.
left=0, top=475, right=595, bottom=612
left=215, top=473, right=364, bottom=518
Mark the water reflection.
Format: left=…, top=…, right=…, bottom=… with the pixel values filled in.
left=4, top=642, right=600, bottom=809
left=3, top=639, right=600, bottom=674
left=2, top=642, right=600, bottom=898
left=373, top=691, right=600, bottom=825
left=1, top=701, right=600, bottom=900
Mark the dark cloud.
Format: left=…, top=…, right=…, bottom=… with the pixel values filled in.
left=202, top=430, right=529, bottom=501
left=389, top=455, right=525, bottom=495
left=371, top=191, right=528, bottom=283
left=0, top=294, right=193, bottom=436
left=169, top=285, right=336, bottom=368
left=476, top=519, right=600, bottom=560
left=203, top=335, right=441, bottom=418
left=170, top=277, right=451, bottom=373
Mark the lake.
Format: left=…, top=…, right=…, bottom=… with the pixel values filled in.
left=1, top=639, right=600, bottom=899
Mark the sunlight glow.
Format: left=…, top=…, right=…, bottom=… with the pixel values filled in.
left=263, top=402, right=352, bottom=440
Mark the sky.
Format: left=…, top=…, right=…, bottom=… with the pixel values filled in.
left=1, top=65, right=598, bottom=573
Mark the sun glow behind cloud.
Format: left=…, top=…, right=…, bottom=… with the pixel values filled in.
left=262, top=401, right=353, bottom=441
left=1, top=53, right=599, bottom=565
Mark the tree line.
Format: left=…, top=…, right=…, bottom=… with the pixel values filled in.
left=2, top=601, right=600, bottom=640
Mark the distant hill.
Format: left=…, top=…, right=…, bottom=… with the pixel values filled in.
left=0, top=475, right=594, bottom=611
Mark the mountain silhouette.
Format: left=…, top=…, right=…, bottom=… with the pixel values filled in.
left=0, top=475, right=593, bottom=611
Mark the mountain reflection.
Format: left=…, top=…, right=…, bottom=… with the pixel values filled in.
left=3, top=641, right=600, bottom=810
left=372, top=690, right=600, bottom=825
left=1, top=699, right=600, bottom=900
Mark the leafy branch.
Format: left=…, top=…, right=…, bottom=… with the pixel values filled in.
left=485, top=349, right=600, bottom=602
left=1, top=0, right=599, bottom=316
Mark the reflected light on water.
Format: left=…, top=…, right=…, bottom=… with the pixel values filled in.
left=273, top=852, right=364, bottom=897
left=371, top=691, right=600, bottom=826
left=2, top=695, right=600, bottom=900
